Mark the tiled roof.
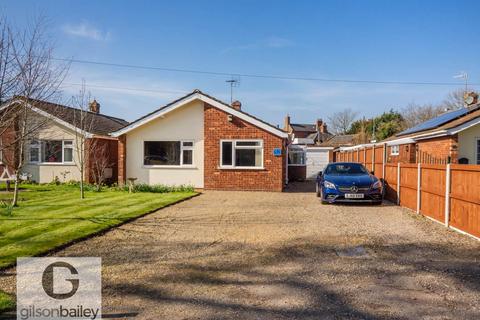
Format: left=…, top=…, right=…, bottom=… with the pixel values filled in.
left=383, top=104, right=480, bottom=142
left=8, top=97, right=129, bottom=136
left=319, top=134, right=357, bottom=147
left=290, top=123, right=317, bottom=132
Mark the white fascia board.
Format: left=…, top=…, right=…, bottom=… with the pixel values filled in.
left=385, top=137, right=416, bottom=146
left=1, top=99, right=92, bottom=138
left=111, top=93, right=288, bottom=138
left=306, top=146, right=334, bottom=150
left=292, top=138, right=315, bottom=145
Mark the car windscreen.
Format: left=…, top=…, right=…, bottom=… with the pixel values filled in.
left=324, top=163, right=369, bottom=176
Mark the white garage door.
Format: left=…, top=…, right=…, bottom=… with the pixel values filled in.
left=306, top=148, right=330, bottom=179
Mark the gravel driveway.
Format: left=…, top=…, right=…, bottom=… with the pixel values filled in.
left=2, top=182, right=480, bottom=319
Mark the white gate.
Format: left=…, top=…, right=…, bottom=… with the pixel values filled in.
left=306, top=148, right=331, bottom=179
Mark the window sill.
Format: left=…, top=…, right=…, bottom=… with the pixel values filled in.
left=28, top=162, right=76, bottom=166
left=143, top=165, right=197, bottom=169
left=218, top=166, right=265, bottom=170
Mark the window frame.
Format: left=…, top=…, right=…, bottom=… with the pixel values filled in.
left=391, top=145, right=400, bottom=156
left=219, top=139, right=264, bottom=169
left=28, top=139, right=74, bottom=165
left=288, top=149, right=306, bottom=166
left=476, top=138, right=480, bottom=165
left=143, top=140, right=195, bottom=168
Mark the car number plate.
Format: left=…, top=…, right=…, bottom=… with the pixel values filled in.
left=345, top=193, right=364, bottom=199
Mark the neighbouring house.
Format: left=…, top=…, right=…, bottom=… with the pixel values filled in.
left=0, top=97, right=128, bottom=183
left=334, top=92, right=480, bottom=165
left=111, top=90, right=288, bottom=191
left=284, top=116, right=334, bottom=181
left=382, top=92, right=480, bottom=164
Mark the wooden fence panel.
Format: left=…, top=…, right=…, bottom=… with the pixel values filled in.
left=374, top=146, right=383, bottom=178
left=384, top=164, right=398, bottom=202
left=359, top=149, right=365, bottom=165
left=449, top=165, right=480, bottom=238
left=365, top=149, right=373, bottom=166
left=420, top=165, right=446, bottom=223
left=400, top=164, right=418, bottom=211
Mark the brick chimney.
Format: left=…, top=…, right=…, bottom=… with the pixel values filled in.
left=316, top=119, right=323, bottom=132
left=464, top=91, right=479, bottom=107
left=284, top=115, right=290, bottom=131
left=231, top=100, right=241, bottom=111
left=320, top=122, right=328, bottom=133
left=89, top=99, right=100, bottom=114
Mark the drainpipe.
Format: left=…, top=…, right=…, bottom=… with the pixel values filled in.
left=285, top=141, right=289, bottom=185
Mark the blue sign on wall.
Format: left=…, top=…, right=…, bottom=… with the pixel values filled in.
left=273, top=148, right=282, bottom=156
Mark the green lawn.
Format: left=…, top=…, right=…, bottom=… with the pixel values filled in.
left=0, top=291, right=14, bottom=313
left=0, top=183, right=196, bottom=312
left=0, top=184, right=196, bottom=267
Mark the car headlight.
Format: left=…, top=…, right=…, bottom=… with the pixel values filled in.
left=371, top=180, right=382, bottom=189
left=324, top=181, right=336, bottom=189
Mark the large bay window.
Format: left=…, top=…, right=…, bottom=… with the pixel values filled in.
left=220, top=140, right=263, bottom=168
left=29, top=140, right=74, bottom=164
left=144, top=140, right=194, bottom=166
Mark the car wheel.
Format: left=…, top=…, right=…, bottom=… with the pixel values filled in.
left=316, top=183, right=321, bottom=197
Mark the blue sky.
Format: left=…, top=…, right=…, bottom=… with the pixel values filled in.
left=3, top=0, right=480, bottom=126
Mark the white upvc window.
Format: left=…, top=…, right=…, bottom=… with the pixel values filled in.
left=29, top=139, right=74, bottom=164
left=143, top=140, right=195, bottom=167
left=220, top=139, right=264, bottom=169
left=391, top=145, right=400, bottom=156
left=29, top=140, right=41, bottom=163
left=288, top=149, right=306, bottom=166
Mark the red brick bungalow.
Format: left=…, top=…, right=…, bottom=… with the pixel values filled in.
left=336, top=92, right=480, bottom=165
left=0, top=97, right=127, bottom=184
left=111, top=90, right=288, bottom=191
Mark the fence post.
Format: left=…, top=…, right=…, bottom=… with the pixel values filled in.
left=357, top=148, right=359, bottom=163
left=382, top=143, right=386, bottom=179
left=417, top=163, right=421, bottom=214
left=397, top=162, right=401, bottom=205
left=372, top=145, right=375, bottom=172
left=445, top=164, right=451, bottom=227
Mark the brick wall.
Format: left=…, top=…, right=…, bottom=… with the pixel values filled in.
left=204, top=103, right=286, bottom=191
left=118, top=135, right=126, bottom=185
left=387, top=143, right=416, bottom=163
left=417, top=135, right=458, bottom=164
left=85, top=137, right=119, bottom=184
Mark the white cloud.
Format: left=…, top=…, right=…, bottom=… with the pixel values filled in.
left=222, top=36, right=294, bottom=54
left=62, top=21, right=111, bottom=41
left=265, top=36, right=294, bottom=48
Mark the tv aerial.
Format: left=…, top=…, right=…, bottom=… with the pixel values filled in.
left=226, top=76, right=240, bottom=103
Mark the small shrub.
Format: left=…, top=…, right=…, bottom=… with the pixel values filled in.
left=120, top=183, right=195, bottom=193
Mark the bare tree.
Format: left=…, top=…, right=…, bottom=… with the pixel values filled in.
left=90, top=142, right=112, bottom=192
left=328, top=108, right=358, bottom=134
left=0, top=16, right=68, bottom=206
left=71, top=82, right=93, bottom=199
left=401, top=102, right=444, bottom=129
left=440, top=89, right=465, bottom=110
